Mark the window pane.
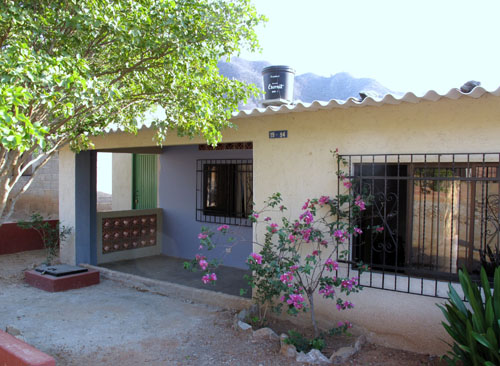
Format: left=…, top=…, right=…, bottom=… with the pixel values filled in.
left=410, top=168, right=462, bottom=274
left=199, top=161, right=253, bottom=222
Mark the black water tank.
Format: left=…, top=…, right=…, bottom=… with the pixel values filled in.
left=261, top=65, right=295, bottom=106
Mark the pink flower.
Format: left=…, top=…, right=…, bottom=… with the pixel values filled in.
left=198, top=245, right=203, bottom=249
left=198, top=259, right=208, bottom=270
left=269, top=223, right=279, bottom=233
left=217, top=224, right=229, bottom=232
left=252, top=213, right=259, bottom=219
left=301, top=228, right=312, bottom=242
left=319, top=285, right=335, bottom=298
left=290, top=265, right=299, bottom=272
left=280, top=271, right=294, bottom=284
left=279, top=205, right=285, bottom=211
left=376, top=226, right=384, bottom=232
left=300, top=211, right=314, bottom=225
left=318, top=196, right=330, bottom=205
left=354, top=227, right=363, bottom=235
left=354, top=196, right=366, bottom=211
left=195, top=254, right=206, bottom=261
left=312, top=250, right=319, bottom=256
left=302, top=199, right=311, bottom=210
left=343, top=181, right=352, bottom=189
left=336, top=300, right=354, bottom=311
left=264, top=216, right=272, bottom=222
left=341, top=277, right=359, bottom=291
left=320, top=240, right=328, bottom=247
left=288, top=234, right=296, bottom=243
left=198, top=233, right=208, bottom=239
left=201, top=272, right=217, bottom=284
left=333, top=230, right=348, bottom=242
left=285, top=294, right=305, bottom=310
left=337, top=321, right=352, bottom=328
left=249, top=252, right=262, bottom=265
left=325, top=258, right=339, bottom=271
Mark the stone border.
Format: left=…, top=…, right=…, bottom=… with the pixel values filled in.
left=233, top=308, right=366, bottom=365
left=82, top=264, right=252, bottom=310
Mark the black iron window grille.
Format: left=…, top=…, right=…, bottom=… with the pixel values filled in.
left=338, top=153, right=500, bottom=298
left=196, top=159, right=253, bottom=227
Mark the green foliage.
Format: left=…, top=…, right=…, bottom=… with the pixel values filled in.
left=18, top=213, right=72, bottom=265
left=0, top=0, right=265, bottom=153
left=283, top=330, right=325, bottom=353
left=438, top=267, right=500, bottom=366
left=190, top=150, right=374, bottom=338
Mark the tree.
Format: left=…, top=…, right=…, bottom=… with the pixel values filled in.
left=0, top=0, right=264, bottom=223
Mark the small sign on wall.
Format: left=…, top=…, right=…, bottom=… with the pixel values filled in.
left=269, top=130, right=288, bottom=139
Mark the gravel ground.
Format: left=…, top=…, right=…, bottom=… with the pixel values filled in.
left=0, top=250, right=445, bottom=365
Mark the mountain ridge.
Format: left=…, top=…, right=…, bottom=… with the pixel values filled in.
left=217, top=57, right=400, bottom=110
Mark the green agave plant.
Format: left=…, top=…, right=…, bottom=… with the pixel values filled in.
left=439, top=267, right=500, bottom=366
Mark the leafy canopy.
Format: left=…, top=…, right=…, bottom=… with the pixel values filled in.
left=0, top=0, right=265, bottom=152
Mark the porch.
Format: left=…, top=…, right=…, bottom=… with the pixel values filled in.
left=59, top=142, right=254, bottom=298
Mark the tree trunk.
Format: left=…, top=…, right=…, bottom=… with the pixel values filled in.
left=0, top=149, right=56, bottom=225
left=307, top=291, right=319, bottom=338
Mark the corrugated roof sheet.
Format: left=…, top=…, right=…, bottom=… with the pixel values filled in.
left=232, top=86, right=500, bottom=119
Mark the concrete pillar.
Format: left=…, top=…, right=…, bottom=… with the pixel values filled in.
left=111, top=153, right=132, bottom=210
left=58, top=148, right=97, bottom=265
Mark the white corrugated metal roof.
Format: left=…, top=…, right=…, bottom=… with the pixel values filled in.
left=232, top=86, right=500, bottom=119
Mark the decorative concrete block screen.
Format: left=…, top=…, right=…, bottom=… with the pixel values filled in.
left=96, top=208, right=162, bottom=264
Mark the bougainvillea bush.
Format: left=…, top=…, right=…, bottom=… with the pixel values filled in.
left=185, top=152, right=376, bottom=337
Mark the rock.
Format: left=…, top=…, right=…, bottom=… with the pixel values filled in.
left=14, top=335, right=27, bottom=343
left=329, top=346, right=357, bottom=364
left=5, top=325, right=21, bottom=336
left=280, top=342, right=297, bottom=358
left=354, top=335, right=366, bottom=352
left=236, top=308, right=249, bottom=322
left=236, top=320, right=252, bottom=333
left=296, top=349, right=331, bottom=364
left=252, top=327, right=279, bottom=342
left=234, top=304, right=259, bottom=326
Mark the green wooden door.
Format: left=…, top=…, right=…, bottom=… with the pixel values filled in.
left=132, top=154, right=157, bottom=209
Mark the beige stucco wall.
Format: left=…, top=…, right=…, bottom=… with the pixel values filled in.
left=111, top=153, right=133, bottom=211
left=64, top=94, right=500, bottom=354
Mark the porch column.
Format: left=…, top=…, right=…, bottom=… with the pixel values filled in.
left=59, top=148, right=97, bottom=265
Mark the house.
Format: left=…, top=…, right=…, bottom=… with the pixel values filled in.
left=57, top=85, right=500, bottom=355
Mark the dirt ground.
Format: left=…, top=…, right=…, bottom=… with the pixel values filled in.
left=0, top=250, right=445, bottom=365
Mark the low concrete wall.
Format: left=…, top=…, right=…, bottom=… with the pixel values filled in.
left=0, top=220, right=57, bottom=255
left=96, top=209, right=162, bottom=264
left=0, top=330, right=55, bottom=366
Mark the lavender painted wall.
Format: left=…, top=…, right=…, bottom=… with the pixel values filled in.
left=159, top=145, right=252, bottom=269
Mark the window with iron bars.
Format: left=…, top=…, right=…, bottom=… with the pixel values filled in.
left=196, top=159, right=253, bottom=227
left=340, top=153, right=500, bottom=297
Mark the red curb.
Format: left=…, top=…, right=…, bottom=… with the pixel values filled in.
left=25, top=269, right=100, bottom=292
left=0, top=330, right=55, bottom=366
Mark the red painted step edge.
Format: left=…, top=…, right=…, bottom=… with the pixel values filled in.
left=25, top=269, right=100, bottom=292
left=0, top=330, right=55, bottom=366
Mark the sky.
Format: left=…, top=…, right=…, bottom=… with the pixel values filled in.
left=239, top=0, right=500, bottom=95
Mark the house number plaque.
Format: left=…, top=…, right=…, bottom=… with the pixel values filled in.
left=269, top=130, right=288, bottom=139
